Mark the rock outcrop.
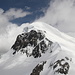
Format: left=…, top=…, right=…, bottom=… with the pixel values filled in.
left=11, top=30, right=53, bottom=58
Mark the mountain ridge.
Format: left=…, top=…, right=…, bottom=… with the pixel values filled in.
left=0, top=22, right=75, bottom=75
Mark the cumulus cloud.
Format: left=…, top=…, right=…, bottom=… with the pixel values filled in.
left=0, top=8, right=30, bottom=34
left=0, top=8, right=30, bottom=54
left=36, top=0, right=75, bottom=37
left=5, top=8, right=30, bottom=20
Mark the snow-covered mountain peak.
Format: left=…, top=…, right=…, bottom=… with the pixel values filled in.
left=0, top=22, right=75, bottom=75
left=30, top=22, right=75, bottom=52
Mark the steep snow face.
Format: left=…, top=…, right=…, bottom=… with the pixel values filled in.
left=0, top=22, right=75, bottom=75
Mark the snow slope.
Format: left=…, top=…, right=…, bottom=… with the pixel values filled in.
left=0, top=22, right=75, bottom=75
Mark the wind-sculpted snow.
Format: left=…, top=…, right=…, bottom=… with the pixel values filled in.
left=0, top=22, right=75, bottom=75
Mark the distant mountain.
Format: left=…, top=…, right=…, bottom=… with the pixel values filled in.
left=0, top=22, right=75, bottom=75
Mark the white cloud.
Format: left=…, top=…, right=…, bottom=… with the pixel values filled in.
left=36, top=0, right=75, bottom=37
left=0, top=8, right=30, bottom=34
left=0, top=8, right=30, bottom=54
left=0, top=22, right=30, bottom=54
left=25, top=6, right=31, bottom=10
left=5, top=8, right=30, bottom=20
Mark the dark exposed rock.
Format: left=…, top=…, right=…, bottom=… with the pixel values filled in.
left=37, top=31, right=45, bottom=40
left=32, top=45, right=41, bottom=58
left=53, top=58, right=70, bottom=75
left=40, top=41, right=47, bottom=53
left=30, top=61, right=46, bottom=75
left=11, top=30, right=53, bottom=58
left=65, top=57, right=69, bottom=60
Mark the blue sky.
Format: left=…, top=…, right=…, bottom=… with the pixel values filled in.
left=0, top=0, right=50, bottom=24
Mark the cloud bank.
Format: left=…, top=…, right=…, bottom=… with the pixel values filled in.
left=0, top=8, right=30, bottom=34
left=37, top=0, right=75, bottom=37
left=0, top=8, right=30, bottom=54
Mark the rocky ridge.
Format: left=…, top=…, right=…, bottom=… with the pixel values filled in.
left=11, top=29, right=53, bottom=58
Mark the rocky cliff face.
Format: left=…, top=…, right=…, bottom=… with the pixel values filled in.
left=11, top=29, right=53, bottom=58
